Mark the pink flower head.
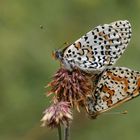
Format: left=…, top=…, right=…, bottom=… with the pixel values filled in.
left=47, top=68, right=95, bottom=111
left=41, top=101, right=72, bottom=128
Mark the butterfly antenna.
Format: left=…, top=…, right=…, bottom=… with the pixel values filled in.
left=58, top=41, right=69, bottom=50
left=103, top=110, right=128, bottom=115
left=40, top=24, right=47, bottom=32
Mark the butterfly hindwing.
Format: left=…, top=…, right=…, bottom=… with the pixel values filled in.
left=86, top=67, right=140, bottom=116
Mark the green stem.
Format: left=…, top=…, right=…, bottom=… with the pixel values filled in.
left=64, top=125, right=70, bottom=140
left=58, top=124, right=62, bottom=140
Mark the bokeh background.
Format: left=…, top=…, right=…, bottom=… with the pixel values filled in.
left=1, top=0, right=140, bottom=140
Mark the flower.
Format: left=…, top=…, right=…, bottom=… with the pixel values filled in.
left=41, top=101, right=72, bottom=128
left=47, top=68, right=95, bottom=111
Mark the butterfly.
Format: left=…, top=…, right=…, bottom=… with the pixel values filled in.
left=86, top=67, right=140, bottom=118
left=54, top=20, right=132, bottom=73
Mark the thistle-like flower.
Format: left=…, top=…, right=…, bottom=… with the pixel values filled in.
left=47, top=68, right=96, bottom=111
left=41, top=101, right=72, bottom=128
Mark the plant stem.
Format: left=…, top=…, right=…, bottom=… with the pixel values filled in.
left=58, top=124, right=62, bottom=140
left=64, top=125, right=70, bottom=140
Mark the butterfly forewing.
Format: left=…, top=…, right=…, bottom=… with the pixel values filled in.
left=62, top=20, right=132, bottom=72
left=86, top=67, right=140, bottom=117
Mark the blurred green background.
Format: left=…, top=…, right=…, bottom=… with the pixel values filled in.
left=1, top=0, right=140, bottom=140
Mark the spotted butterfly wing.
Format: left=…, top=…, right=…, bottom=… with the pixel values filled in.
left=86, top=67, right=140, bottom=117
left=57, top=20, right=131, bottom=72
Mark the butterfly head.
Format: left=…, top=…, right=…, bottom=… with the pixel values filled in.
left=52, top=50, right=63, bottom=60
